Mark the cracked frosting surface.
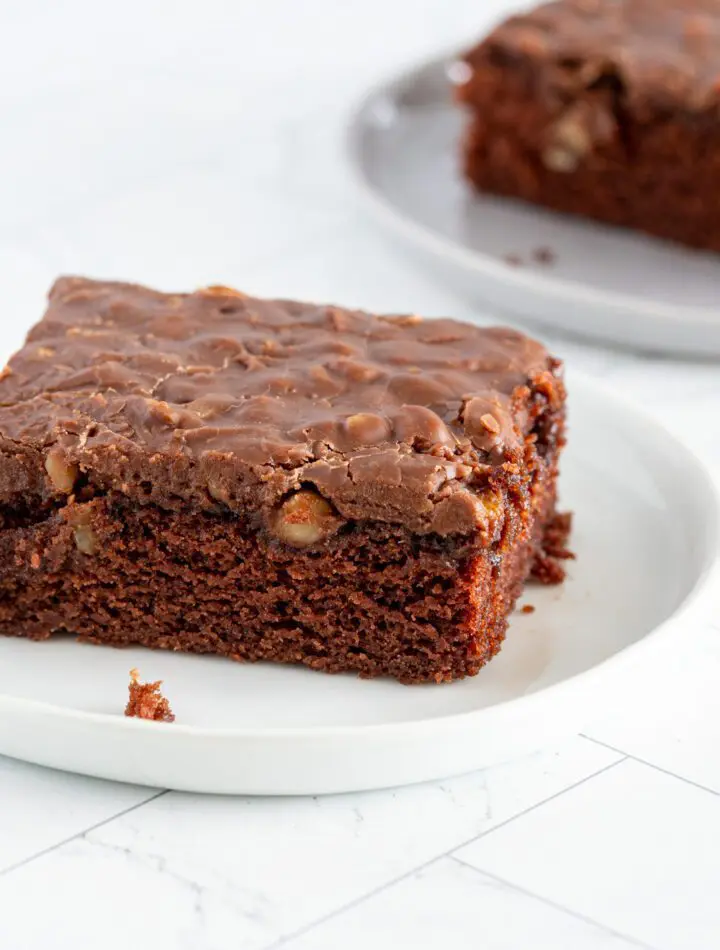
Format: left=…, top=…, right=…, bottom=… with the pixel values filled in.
left=0, top=277, right=557, bottom=535
left=465, top=0, right=720, bottom=112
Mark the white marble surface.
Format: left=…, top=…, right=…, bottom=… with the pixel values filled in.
left=0, top=1, right=719, bottom=947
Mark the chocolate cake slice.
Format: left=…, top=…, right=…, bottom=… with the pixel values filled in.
left=0, top=277, right=566, bottom=683
left=456, top=0, right=720, bottom=252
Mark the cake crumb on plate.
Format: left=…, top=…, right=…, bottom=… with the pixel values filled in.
left=533, top=246, right=556, bottom=266
left=125, top=668, right=175, bottom=723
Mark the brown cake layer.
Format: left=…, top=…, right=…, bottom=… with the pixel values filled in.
left=0, top=277, right=567, bottom=683
left=456, top=0, right=720, bottom=252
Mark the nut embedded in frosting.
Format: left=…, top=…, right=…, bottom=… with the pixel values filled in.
left=344, top=413, right=392, bottom=446
left=44, top=449, right=78, bottom=494
left=197, top=284, right=246, bottom=298
left=479, top=413, right=500, bottom=434
left=391, top=405, right=455, bottom=448
left=270, top=489, right=342, bottom=548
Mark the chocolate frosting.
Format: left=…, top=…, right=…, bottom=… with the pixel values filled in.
left=0, top=277, right=557, bottom=535
left=465, top=0, right=720, bottom=113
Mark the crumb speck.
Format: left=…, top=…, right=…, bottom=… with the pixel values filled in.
left=125, top=668, right=175, bottom=723
left=533, top=246, right=556, bottom=265
left=521, top=604, right=536, bottom=614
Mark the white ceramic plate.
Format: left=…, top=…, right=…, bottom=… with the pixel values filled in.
left=346, top=55, right=720, bottom=357
left=0, top=373, right=716, bottom=794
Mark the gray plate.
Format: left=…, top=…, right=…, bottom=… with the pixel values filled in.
left=346, top=55, right=720, bottom=356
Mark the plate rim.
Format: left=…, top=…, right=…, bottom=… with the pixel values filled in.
left=344, top=51, right=720, bottom=328
left=0, top=371, right=717, bottom=743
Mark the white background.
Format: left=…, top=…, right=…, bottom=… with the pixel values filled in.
left=0, top=1, right=719, bottom=947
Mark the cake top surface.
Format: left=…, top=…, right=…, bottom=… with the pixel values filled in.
left=467, top=0, right=720, bottom=111
left=0, top=277, right=557, bottom=535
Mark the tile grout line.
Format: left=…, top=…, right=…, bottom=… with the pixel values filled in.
left=450, top=855, right=661, bottom=950
left=447, top=752, right=629, bottom=850
left=0, top=787, right=169, bottom=879
left=263, top=854, right=451, bottom=950
left=580, top=733, right=720, bottom=798
left=263, top=754, right=628, bottom=950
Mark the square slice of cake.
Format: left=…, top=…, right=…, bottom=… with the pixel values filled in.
left=0, top=277, right=567, bottom=683
left=456, top=0, right=720, bottom=252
